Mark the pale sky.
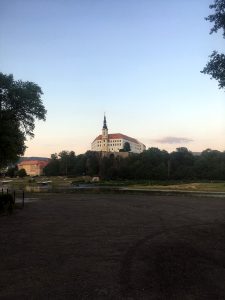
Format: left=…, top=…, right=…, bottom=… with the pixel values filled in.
left=1, top=0, right=224, bottom=157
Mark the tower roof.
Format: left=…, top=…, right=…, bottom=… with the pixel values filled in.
left=103, top=114, right=108, bottom=129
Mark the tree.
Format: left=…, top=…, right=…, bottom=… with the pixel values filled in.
left=44, top=151, right=78, bottom=176
left=194, top=149, right=225, bottom=180
left=5, top=165, right=18, bottom=177
left=0, top=112, right=26, bottom=167
left=134, top=148, right=169, bottom=180
left=201, top=0, right=225, bottom=89
left=17, top=168, right=27, bottom=178
left=44, top=154, right=60, bottom=176
left=0, top=72, right=47, bottom=167
left=43, top=147, right=225, bottom=181
left=123, top=142, right=131, bottom=152
left=58, top=150, right=77, bottom=176
left=85, top=151, right=99, bottom=176
left=170, top=148, right=195, bottom=179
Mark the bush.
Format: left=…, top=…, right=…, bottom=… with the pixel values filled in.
left=17, top=168, right=27, bottom=178
left=5, top=166, right=17, bottom=177
left=0, top=194, right=15, bottom=213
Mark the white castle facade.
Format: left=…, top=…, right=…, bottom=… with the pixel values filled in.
left=91, top=116, right=146, bottom=154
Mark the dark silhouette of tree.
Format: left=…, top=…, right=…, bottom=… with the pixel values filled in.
left=44, top=154, right=60, bottom=176
left=134, top=148, right=169, bottom=180
left=170, top=148, right=195, bottom=179
left=0, top=72, right=47, bottom=167
left=194, top=149, right=225, bottom=180
left=85, top=151, right=100, bottom=176
left=5, top=165, right=18, bottom=177
left=17, top=168, right=27, bottom=178
left=201, top=0, right=225, bottom=89
left=58, top=151, right=70, bottom=176
left=123, top=142, right=131, bottom=152
left=0, top=112, right=26, bottom=167
left=44, top=148, right=225, bottom=181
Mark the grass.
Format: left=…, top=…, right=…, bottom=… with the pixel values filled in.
left=129, top=182, right=225, bottom=192
left=91, top=180, right=225, bottom=192
left=1, top=177, right=225, bottom=193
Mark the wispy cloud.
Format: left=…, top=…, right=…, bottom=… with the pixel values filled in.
left=154, top=137, right=193, bottom=144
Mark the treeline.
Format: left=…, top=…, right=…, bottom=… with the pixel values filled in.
left=44, top=148, right=225, bottom=181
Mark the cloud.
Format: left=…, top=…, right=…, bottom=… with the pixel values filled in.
left=154, top=136, right=193, bottom=144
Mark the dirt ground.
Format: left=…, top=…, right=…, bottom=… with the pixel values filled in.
left=1, top=193, right=225, bottom=299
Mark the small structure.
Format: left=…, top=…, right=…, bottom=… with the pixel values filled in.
left=91, top=176, right=100, bottom=182
left=17, top=158, right=49, bottom=176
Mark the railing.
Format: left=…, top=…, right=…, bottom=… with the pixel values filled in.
left=1, top=188, right=25, bottom=209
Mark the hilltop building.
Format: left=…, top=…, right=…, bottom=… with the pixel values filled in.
left=91, top=116, right=146, bottom=154
left=17, top=157, right=49, bottom=176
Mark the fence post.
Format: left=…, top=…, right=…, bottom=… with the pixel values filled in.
left=22, top=191, right=24, bottom=208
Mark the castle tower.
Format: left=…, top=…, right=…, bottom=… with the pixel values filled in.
left=102, top=114, right=109, bottom=152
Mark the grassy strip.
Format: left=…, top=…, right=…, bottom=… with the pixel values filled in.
left=129, top=182, right=225, bottom=192
left=2, top=177, right=225, bottom=192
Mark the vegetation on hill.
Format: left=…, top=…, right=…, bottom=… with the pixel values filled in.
left=44, top=148, right=225, bottom=181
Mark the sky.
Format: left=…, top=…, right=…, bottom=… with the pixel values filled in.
left=1, top=0, right=224, bottom=157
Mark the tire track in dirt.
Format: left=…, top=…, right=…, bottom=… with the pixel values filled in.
left=119, top=221, right=225, bottom=299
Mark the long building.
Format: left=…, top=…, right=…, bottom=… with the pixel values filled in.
left=17, top=157, right=49, bottom=176
left=91, top=116, right=146, bottom=153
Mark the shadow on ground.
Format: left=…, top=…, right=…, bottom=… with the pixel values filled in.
left=1, top=193, right=225, bottom=299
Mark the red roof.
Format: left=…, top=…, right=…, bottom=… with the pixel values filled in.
left=18, top=160, right=49, bottom=167
left=93, top=133, right=141, bottom=144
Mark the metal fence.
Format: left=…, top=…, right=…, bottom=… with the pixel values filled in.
left=1, top=188, right=25, bottom=209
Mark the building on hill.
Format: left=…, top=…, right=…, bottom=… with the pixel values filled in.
left=17, top=158, right=49, bottom=176
left=91, top=116, right=146, bottom=153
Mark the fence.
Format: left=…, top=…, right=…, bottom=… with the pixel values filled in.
left=1, top=188, right=25, bottom=209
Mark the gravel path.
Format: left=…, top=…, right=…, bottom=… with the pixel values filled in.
left=1, top=193, right=225, bottom=299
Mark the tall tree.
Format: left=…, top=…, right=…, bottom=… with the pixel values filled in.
left=201, top=0, right=225, bottom=89
left=123, top=142, right=131, bottom=152
left=0, top=72, right=47, bottom=167
left=170, top=148, right=195, bottom=179
left=0, top=111, right=26, bottom=167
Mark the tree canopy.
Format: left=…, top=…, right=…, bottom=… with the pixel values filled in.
left=0, top=112, right=26, bottom=167
left=123, top=142, right=131, bottom=152
left=43, top=148, right=225, bottom=181
left=201, top=0, right=225, bottom=89
left=0, top=72, right=47, bottom=167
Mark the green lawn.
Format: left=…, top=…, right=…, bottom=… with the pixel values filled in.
left=129, top=182, right=225, bottom=192
left=2, top=177, right=225, bottom=193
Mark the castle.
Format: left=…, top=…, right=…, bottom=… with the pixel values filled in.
left=91, top=116, right=146, bottom=153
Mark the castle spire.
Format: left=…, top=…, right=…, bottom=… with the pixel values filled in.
left=102, top=114, right=109, bottom=152
left=103, top=114, right=108, bottom=129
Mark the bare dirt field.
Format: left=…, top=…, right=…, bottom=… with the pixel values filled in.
left=1, top=192, right=225, bottom=299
